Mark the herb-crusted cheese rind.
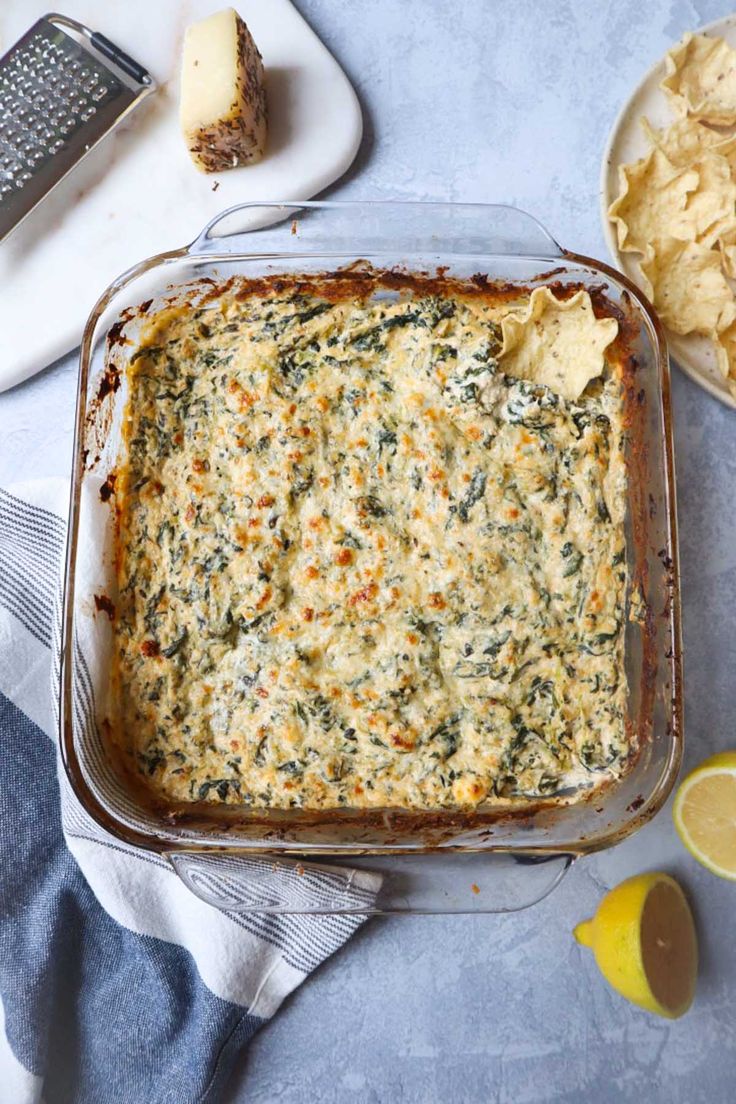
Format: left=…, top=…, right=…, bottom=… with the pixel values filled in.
left=180, top=8, right=267, bottom=172
left=113, top=277, right=629, bottom=810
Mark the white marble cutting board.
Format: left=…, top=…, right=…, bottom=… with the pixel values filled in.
left=0, top=0, right=363, bottom=392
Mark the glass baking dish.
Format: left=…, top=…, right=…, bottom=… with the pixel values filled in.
left=59, top=201, right=682, bottom=913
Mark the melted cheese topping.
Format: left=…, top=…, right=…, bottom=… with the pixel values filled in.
left=112, top=277, right=629, bottom=810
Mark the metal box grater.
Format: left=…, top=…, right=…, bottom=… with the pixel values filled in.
left=0, top=12, right=155, bottom=242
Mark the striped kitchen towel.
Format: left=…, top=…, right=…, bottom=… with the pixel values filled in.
left=0, top=481, right=378, bottom=1104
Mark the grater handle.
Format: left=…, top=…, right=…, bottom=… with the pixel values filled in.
left=46, top=13, right=153, bottom=88
left=90, top=32, right=152, bottom=86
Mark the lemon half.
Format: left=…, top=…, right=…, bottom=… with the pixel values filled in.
left=673, top=751, right=736, bottom=880
left=574, top=872, right=697, bottom=1018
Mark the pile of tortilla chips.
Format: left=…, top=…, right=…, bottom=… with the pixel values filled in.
left=608, top=31, right=736, bottom=394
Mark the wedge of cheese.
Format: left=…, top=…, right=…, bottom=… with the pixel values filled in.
left=180, top=8, right=267, bottom=172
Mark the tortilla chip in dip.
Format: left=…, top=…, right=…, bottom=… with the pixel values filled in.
left=499, top=288, right=618, bottom=402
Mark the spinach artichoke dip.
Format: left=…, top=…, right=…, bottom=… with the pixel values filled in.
left=111, top=271, right=630, bottom=812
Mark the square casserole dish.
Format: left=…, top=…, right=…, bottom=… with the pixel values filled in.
left=59, top=201, right=682, bottom=909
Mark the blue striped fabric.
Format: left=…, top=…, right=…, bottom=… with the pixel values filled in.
left=0, top=484, right=375, bottom=1104
left=0, top=691, right=266, bottom=1104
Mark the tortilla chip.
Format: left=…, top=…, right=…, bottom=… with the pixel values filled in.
left=718, top=226, right=736, bottom=278
left=714, top=321, right=736, bottom=396
left=608, top=148, right=698, bottom=253
left=499, top=288, right=618, bottom=402
left=643, top=118, right=736, bottom=182
left=682, top=150, right=736, bottom=246
left=714, top=319, right=736, bottom=379
left=640, top=115, right=728, bottom=166
left=634, top=117, right=736, bottom=263
left=704, top=133, right=736, bottom=178
left=661, top=32, right=736, bottom=125
left=640, top=237, right=736, bottom=335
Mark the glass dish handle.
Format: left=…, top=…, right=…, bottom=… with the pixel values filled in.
left=169, top=851, right=574, bottom=915
left=187, top=200, right=563, bottom=259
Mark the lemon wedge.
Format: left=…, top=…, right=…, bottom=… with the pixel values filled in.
left=574, top=872, right=697, bottom=1018
left=673, top=751, right=736, bottom=879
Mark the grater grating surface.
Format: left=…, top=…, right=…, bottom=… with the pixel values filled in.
left=0, top=13, right=154, bottom=242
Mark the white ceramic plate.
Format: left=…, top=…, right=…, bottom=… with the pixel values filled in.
left=600, top=13, right=736, bottom=409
